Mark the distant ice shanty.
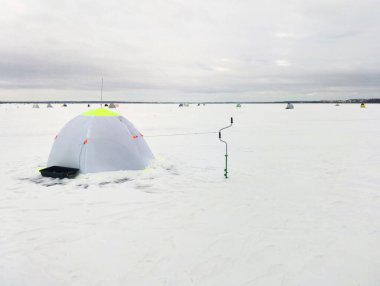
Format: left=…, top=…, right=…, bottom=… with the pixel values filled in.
left=43, top=108, right=154, bottom=176
left=47, top=103, right=53, bottom=108
left=32, top=104, right=39, bottom=108
left=109, top=103, right=116, bottom=108
left=286, top=103, right=294, bottom=109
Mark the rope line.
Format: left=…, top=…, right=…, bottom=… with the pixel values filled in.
left=144, top=131, right=218, bottom=138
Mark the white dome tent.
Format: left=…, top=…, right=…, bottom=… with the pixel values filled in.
left=44, top=108, right=154, bottom=175
left=47, top=103, right=53, bottom=108
left=109, top=103, right=116, bottom=108
left=286, top=103, right=294, bottom=109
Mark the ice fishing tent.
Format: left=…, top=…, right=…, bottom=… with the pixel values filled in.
left=32, top=104, right=39, bottom=108
left=109, top=103, right=116, bottom=108
left=45, top=108, right=154, bottom=174
left=286, top=103, right=294, bottom=109
left=236, top=103, right=242, bottom=108
left=47, top=103, right=53, bottom=108
left=360, top=103, right=366, bottom=108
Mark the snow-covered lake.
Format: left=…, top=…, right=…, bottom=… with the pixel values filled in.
left=0, top=103, right=379, bottom=285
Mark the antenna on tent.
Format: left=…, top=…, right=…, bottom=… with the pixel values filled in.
left=219, top=117, right=233, bottom=178
left=100, top=77, right=103, bottom=108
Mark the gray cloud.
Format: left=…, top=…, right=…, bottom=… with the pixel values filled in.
left=0, top=0, right=379, bottom=101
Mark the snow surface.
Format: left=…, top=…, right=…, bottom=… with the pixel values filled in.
left=0, top=103, right=379, bottom=286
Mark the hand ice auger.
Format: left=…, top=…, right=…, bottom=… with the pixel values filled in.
left=219, top=117, right=233, bottom=178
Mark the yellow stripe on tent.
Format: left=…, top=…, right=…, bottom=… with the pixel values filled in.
left=82, top=108, right=119, bottom=117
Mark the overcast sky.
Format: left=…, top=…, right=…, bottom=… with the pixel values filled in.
left=1, top=0, right=379, bottom=101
